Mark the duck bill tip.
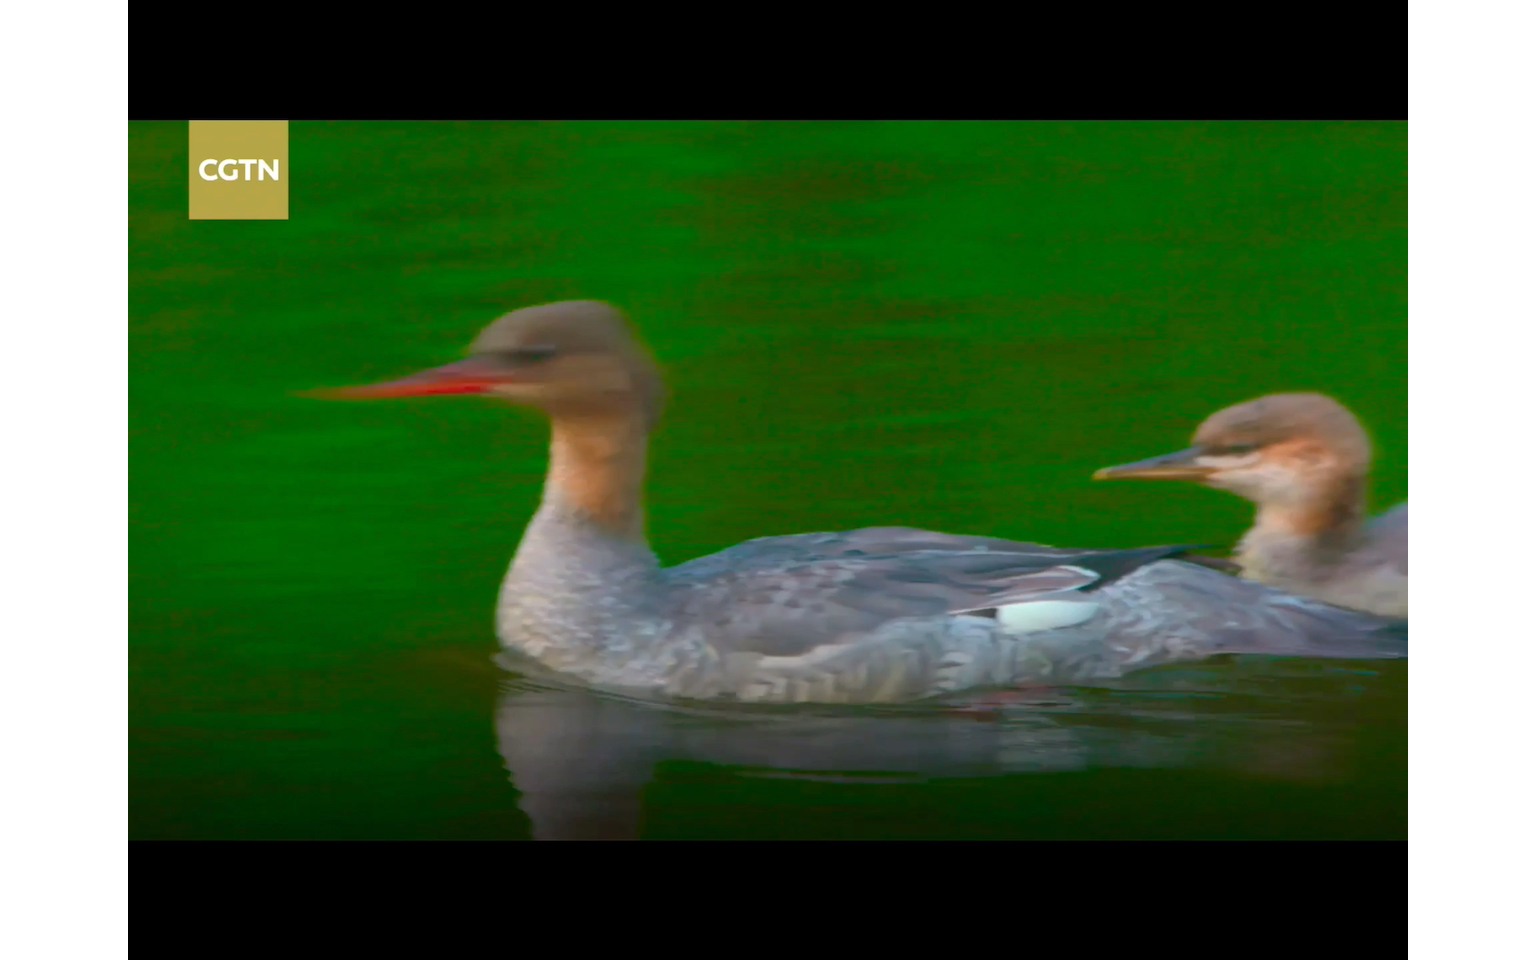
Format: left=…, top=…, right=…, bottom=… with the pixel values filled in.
left=304, top=360, right=504, bottom=400
left=1093, top=448, right=1212, bottom=481
left=306, top=381, right=493, bottom=400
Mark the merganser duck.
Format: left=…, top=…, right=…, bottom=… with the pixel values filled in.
left=1093, top=393, right=1406, bottom=617
left=322, top=302, right=1406, bottom=703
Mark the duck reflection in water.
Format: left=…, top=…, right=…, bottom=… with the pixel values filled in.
left=493, top=654, right=1393, bottom=840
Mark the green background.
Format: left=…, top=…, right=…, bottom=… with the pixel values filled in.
left=130, top=121, right=1405, bottom=839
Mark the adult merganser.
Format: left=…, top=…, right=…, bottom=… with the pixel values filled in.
left=322, top=302, right=1406, bottom=703
left=1094, top=393, right=1407, bottom=617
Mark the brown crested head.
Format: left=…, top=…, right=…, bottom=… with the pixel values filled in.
left=1094, top=392, right=1375, bottom=509
left=467, top=300, right=665, bottom=424
left=323, top=300, right=666, bottom=426
left=1192, top=393, right=1371, bottom=471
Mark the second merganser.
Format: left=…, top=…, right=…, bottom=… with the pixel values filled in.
left=1094, top=393, right=1407, bottom=617
left=321, top=302, right=1406, bottom=703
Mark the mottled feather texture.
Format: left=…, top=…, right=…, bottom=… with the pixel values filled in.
left=1366, top=503, right=1408, bottom=575
left=497, top=507, right=1407, bottom=704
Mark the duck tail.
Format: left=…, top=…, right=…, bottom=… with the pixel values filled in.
left=1233, top=595, right=1408, bottom=660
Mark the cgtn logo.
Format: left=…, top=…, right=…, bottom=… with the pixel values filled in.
left=188, top=120, right=288, bottom=220
left=198, top=158, right=281, bottom=182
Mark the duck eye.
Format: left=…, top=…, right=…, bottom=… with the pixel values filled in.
left=500, top=345, right=558, bottom=364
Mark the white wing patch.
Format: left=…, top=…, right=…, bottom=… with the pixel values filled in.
left=996, top=600, right=1100, bottom=634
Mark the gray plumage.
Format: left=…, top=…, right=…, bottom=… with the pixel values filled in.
left=1367, top=502, right=1408, bottom=575
left=496, top=494, right=1406, bottom=705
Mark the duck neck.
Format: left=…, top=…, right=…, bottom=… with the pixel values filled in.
left=515, top=409, right=658, bottom=574
left=501, top=409, right=664, bottom=666
left=1239, top=471, right=1368, bottom=578
left=542, top=409, right=651, bottom=540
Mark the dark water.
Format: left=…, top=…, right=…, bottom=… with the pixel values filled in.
left=130, top=121, right=1406, bottom=839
